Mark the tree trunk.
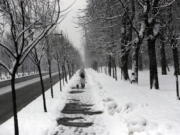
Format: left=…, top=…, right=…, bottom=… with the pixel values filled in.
left=37, top=64, right=47, bottom=112
left=112, top=57, right=115, bottom=79
left=57, top=63, right=62, bottom=91
left=114, top=61, right=117, bottom=80
left=120, top=8, right=133, bottom=81
left=67, top=62, right=71, bottom=79
left=138, top=52, right=143, bottom=71
left=172, top=47, right=180, bottom=75
left=108, top=55, right=112, bottom=76
left=175, top=74, right=179, bottom=99
left=112, top=57, right=117, bottom=80
left=160, top=41, right=167, bottom=75
left=62, top=64, right=67, bottom=83
left=172, top=45, right=180, bottom=99
left=131, top=41, right=141, bottom=83
left=121, top=53, right=129, bottom=80
left=11, top=69, right=19, bottom=135
left=62, top=65, right=65, bottom=85
left=48, top=59, right=53, bottom=98
left=148, top=39, right=159, bottom=89
left=112, top=66, right=115, bottom=78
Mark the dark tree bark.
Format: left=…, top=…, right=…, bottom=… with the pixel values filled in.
left=120, top=11, right=131, bottom=80
left=47, top=59, right=53, bottom=98
left=172, top=42, right=180, bottom=99
left=62, top=65, right=65, bottom=85
left=37, top=64, right=47, bottom=112
left=11, top=67, right=19, bottom=135
left=172, top=46, right=180, bottom=75
left=121, top=54, right=129, bottom=80
left=108, top=55, right=112, bottom=76
left=57, top=63, right=62, bottom=91
left=67, top=61, right=71, bottom=79
left=62, top=64, right=67, bottom=83
left=147, top=39, right=159, bottom=89
left=160, top=40, right=167, bottom=75
left=114, top=59, right=117, bottom=80
left=111, top=57, right=117, bottom=80
left=138, top=52, right=143, bottom=71
left=175, top=74, right=179, bottom=99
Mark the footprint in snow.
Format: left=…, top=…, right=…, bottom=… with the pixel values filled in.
left=127, top=117, right=147, bottom=134
left=123, top=103, right=135, bottom=113
left=103, top=97, right=113, bottom=102
left=102, top=97, right=120, bottom=115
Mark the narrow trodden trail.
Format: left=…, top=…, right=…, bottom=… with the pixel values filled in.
left=51, top=69, right=122, bottom=135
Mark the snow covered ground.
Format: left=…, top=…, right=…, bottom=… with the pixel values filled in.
left=0, top=68, right=180, bottom=135
left=89, top=68, right=180, bottom=135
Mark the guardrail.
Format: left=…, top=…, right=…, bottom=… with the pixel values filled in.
left=0, top=73, right=48, bottom=89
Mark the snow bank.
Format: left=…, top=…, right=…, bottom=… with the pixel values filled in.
left=86, top=68, right=180, bottom=135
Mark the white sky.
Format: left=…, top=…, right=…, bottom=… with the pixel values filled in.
left=58, top=0, right=87, bottom=51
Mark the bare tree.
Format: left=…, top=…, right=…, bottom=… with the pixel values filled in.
left=0, top=0, right=61, bottom=134
left=51, top=33, right=64, bottom=91
left=29, top=41, right=47, bottom=112
left=45, top=35, right=54, bottom=98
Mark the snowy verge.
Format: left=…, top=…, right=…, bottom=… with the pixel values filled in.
left=86, top=68, right=180, bottom=135
left=0, top=72, right=79, bottom=135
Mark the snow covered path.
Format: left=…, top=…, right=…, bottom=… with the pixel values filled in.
left=51, top=71, right=115, bottom=135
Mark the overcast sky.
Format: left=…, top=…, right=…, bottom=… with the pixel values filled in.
left=58, top=0, right=87, bottom=51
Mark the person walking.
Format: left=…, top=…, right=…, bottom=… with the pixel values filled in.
left=79, top=69, right=85, bottom=88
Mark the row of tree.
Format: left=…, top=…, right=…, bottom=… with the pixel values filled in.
left=80, top=0, right=180, bottom=91
left=0, top=0, right=81, bottom=135
left=29, top=32, right=81, bottom=112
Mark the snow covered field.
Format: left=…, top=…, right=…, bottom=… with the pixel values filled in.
left=0, top=68, right=180, bottom=135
